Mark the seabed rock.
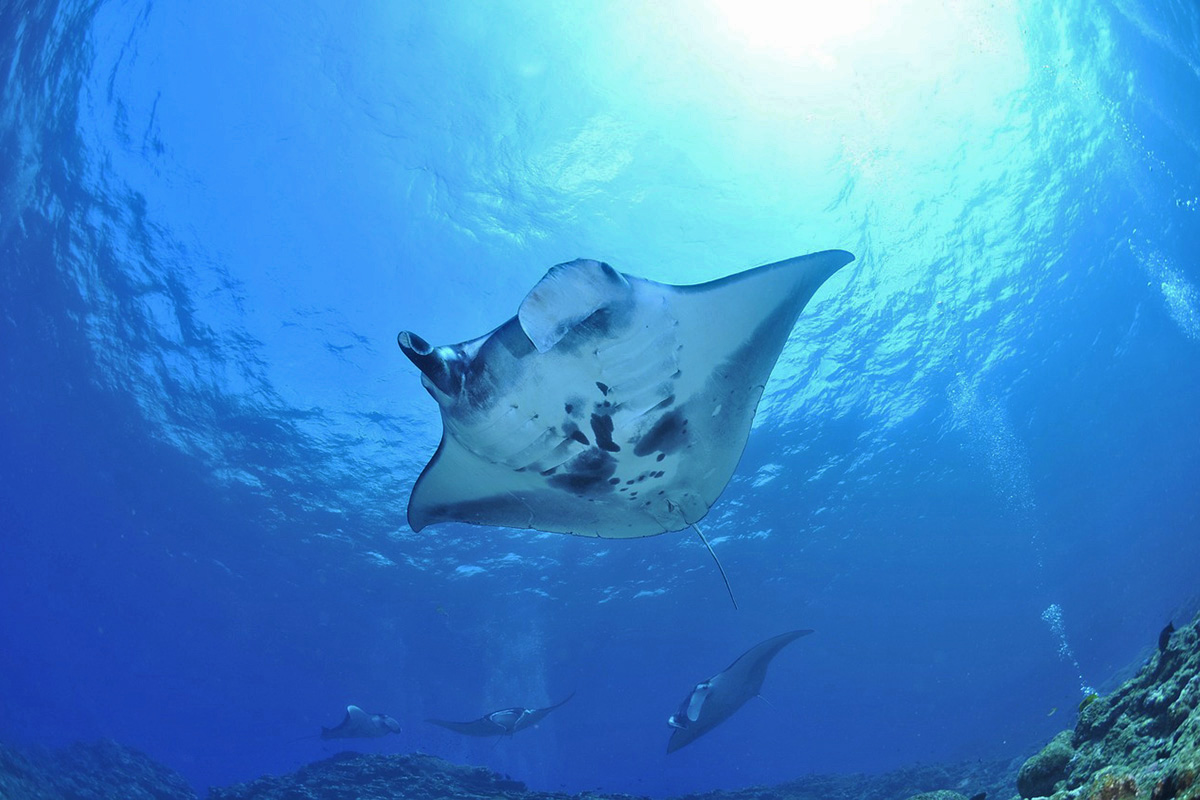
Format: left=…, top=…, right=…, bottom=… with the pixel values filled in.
left=0, top=741, right=1011, bottom=800
left=1016, top=612, right=1200, bottom=800
left=904, top=792, right=970, bottom=800
left=205, top=750, right=1014, bottom=800
left=0, top=738, right=197, bottom=800
left=208, top=751, right=547, bottom=800
left=1018, top=731, right=1075, bottom=798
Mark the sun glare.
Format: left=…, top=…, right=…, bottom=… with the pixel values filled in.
left=708, top=0, right=879, bottom=62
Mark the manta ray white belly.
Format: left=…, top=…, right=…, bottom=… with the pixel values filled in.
left=399, top=251, right=853, bottom=538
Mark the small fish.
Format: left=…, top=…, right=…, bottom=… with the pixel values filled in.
left=1047, top=707, right=1057, bottom=717
left=1078, top=693, right=1099, bottom=712
left=1159, top=622, right=1175, bottom=652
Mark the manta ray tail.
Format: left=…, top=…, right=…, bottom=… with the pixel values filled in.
left=693, top=523, right=738, bottom=610
left=755, top=693, right=778, bottom=710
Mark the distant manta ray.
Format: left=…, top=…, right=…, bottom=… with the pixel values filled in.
left=426, top=692, right=575, bottom=738
left=398, top=251, right=853, bottom=540
left=667, top=630, right=812, bottom=753
left=320, top=705, right=401, bottom=739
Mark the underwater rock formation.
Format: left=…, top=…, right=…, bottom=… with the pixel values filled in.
left=1017, top=731, right=1075, bottom=798
left=208, top=752, right=545, bottom=800
left=1016, top=611, right=1200, bottom=799
left=206, top=751, right=1012, bottom=800
left=0, top=739, right=1010, bottom=800
left=0, top=738, right=197, bottom=800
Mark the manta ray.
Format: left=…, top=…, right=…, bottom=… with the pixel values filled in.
left=667, top=629, right=812, bottom=753
left=398, top=250, right=852, bottom=540
left=426, top=692, right=575, bottom=737
left=320, top=705, right=402, bottom=739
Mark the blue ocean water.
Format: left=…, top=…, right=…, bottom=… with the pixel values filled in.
left=1, top=0, right=1198, bottom=796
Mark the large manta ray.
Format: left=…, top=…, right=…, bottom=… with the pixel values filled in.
left=398, top=250, right=853, bottom=538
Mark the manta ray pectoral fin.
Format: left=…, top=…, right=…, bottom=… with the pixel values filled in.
left=426, top=717, right=503, bottom=737
left=398, top=331, right=462, bottom=397
left=518, top=259, right=632, bottom=353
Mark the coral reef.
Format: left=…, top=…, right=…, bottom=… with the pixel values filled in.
left=1016, top=613, right=1200, bottom=799
left=693, top=759, right=1011, bottom=800
left=1018, top=731, right=1075, bottom=798
left=0, top=738, right=196, bottom=800
left=0, top=743, right=61, bottom=800
left=208, top=751, right=552, bottom=800
left=0, top=742, right=1009, bottom=800
left=206, top=750, right=1011, bottom=800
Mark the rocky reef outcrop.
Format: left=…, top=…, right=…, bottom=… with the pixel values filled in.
left=208, top=751, right=557, bottom=800
left=0, top=742, right=1010, bottom=800
left=687, top=759, right=1011, bottom=800
left=0, top=738, right=196, bottom=800
left=1016, top=613, right=1200, bottom=799
left=206, top=750, right=1011, bottom=800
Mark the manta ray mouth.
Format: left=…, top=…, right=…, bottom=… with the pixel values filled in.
left=398, top=331, right=461, bottom=397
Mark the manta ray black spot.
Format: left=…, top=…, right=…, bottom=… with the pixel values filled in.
left=565, top=403, right=574, bottom=414
left=566, top=423, right=590, bottom=446
left=590, top=413, right=620, bottom=452
left=656, top=453, right=665, bottom=462
left=548, top=448, right=617, bottom=495
left=633, top=410, right=689, bottom=457
left=596, top=381, right=610, bottom=396
left=608, top=477, right=620, bottom=485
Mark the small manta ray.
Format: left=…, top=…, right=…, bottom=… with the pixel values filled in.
left=398, top=251, right=853, bottom=540
left=667, top=629, right=812, bottom=753
left=321, top=705, right=402, bottom=739
left=427, top=692, right=575, bottom=738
